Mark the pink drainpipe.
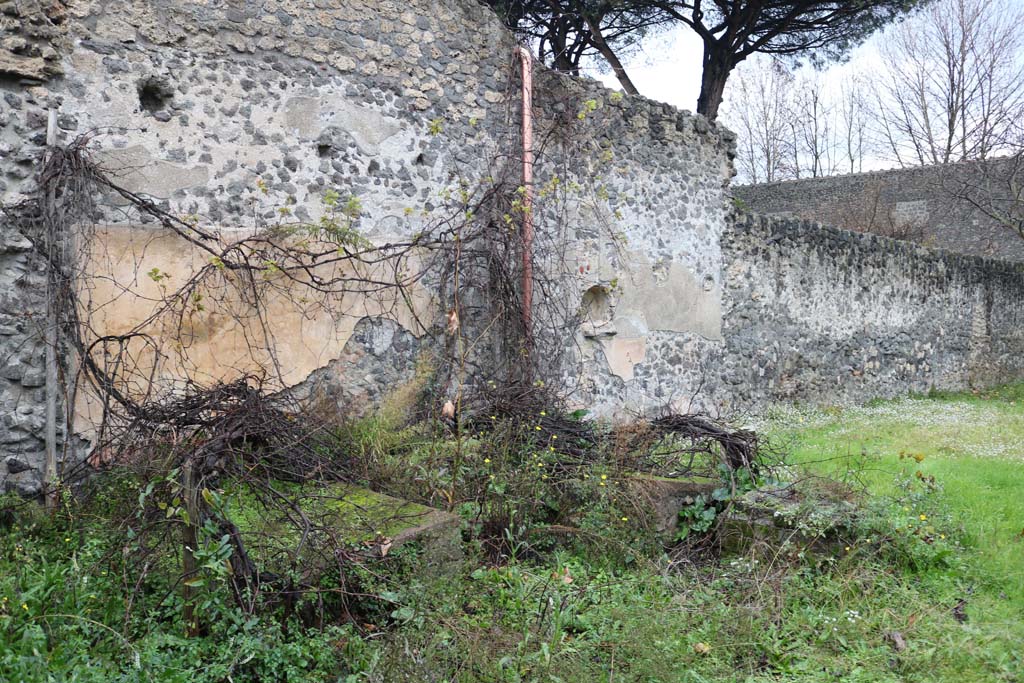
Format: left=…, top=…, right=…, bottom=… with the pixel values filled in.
left=517, top=46, right=535, bottom=349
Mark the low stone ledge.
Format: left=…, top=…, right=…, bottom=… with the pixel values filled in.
left=230, top=483, right=463, bottom=575
left=626, top=473, right=719, bottom=539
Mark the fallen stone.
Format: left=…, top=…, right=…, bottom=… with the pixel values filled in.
left=626, top=473, right=718, bottom=539
left=720, top=484, right=856, bottom=553
left=231, top=483, right=462, bottom=576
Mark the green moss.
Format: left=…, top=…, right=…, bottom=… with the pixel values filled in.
left=225, top=482, right=444, bottom=570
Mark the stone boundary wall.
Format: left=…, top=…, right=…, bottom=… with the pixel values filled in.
left=2, top=0, right=1023, bottom=499
left=0, top=0, right=734, bottom=494
left=732, top=158, right=1024, bottom=263
left=719, top=213, right=1024, bottom=407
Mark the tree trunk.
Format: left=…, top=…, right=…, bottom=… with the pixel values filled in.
left=697, top=45, right=734, bottom=121
left=583, top=14, right=639, bottom=95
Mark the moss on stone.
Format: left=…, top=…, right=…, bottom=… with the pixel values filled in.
left=225, top=481, right=461, bottom=573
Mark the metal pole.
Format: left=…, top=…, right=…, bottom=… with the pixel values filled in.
left=517, top=47, right=535, bottom=351
left=44, top=109, right=59, bottom=508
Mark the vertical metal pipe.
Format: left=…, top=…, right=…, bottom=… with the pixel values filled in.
left=517, top=47, right=535, bottom=350
left=44, top=109, right=59, bottom=508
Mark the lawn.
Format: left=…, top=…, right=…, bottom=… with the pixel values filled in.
left=754, top=383, right=1024, bottom=681
left=1, top=385, right=1021, bottom=682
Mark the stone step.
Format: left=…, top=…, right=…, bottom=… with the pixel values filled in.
left=229, top=482, right=462, bottom=575
left=720, top=485, right=855, bottom=553
left=627, top=473, right=719, bottom=539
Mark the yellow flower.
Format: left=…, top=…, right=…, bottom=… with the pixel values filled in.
left=600, top=474, right=608, bottom=480
left=490, top=415, right=496, bottom=420
left=940, top=534, right=946, bottom=539
left=484, top=458, right=491, bottom=464
left=621, top=517, right=628, bottom=522
left=535, top=426, right=542, bottom=431
left=845, top=546, right=851, bottom=552
left=919, top=514, right=927, bottom=521
left=551, top=435, right=558, bottom=440
left=599, top=482, right=606, bottom=487
left=540, top=411, right=547, bottom=416
left=21, top=603, right=28, bottom=610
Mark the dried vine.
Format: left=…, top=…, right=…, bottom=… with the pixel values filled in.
left=0, top=64, right=764, bottom=631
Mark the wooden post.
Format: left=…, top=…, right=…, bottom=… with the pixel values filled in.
left=43, top=109, right=59, bottom=509
left=181, top=460, right=200, bottom=636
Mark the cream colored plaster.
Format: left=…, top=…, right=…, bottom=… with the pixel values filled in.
left=94, top=146, right=210, bottom=200
left=73, top=225, right=431, bottom=435
left=600, top=336, right=647, bottom=382
left=573, top=244, right=722, bottom=342
left=282, top=95, right=403, bottom=154
left=614, top=251, right=722, bottom=341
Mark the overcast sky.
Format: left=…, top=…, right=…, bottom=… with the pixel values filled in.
left=588, top=27, right=705, bottom=112
left=582, top=23, right=894, bottom=177
left=586, top=25, right=880, bottom=116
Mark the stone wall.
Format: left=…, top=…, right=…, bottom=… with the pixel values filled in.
left=0, top=0, right=735, bottom=494
left=2, top=0, right=1023, bottom=499
left=719, top=214, right=1024, bottom=407
left=733, top=159, right=1024, bottom=263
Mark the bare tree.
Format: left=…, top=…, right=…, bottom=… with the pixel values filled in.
left=874, top=0, right=1024, bottom=166
left=789, top=73, right=838, bottom=178
left=722, top=56, right=796, bottom=184
left=942, top=149, right=1024, bottom=242
left=724, top=59, right=857, bottom=183
left=818, top=179, right=929, bottom=241
left=837, top=73, right=872, bottom=174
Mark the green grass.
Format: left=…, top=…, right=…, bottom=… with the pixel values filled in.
left=753, top=383, right=1024, bottom=681
left=2, top=385, right=1022, bottom=682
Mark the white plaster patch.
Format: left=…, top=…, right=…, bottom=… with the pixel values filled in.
left=94, top=145, right=210, bottom=199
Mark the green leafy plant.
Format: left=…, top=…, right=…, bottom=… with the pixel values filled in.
left=676, top=495, right=717, bottom=541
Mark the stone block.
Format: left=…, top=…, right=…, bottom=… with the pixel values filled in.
left=3, top=469, right=42, bottom=497
left=720, top=486, right=854, bottom=554
left=5, top=456, right=33, bottom=473
left=0, top=50, right=47, bottom=80
left=20, top=368, right=45, bottom=388
left=626, top=473, right=718, bottom=539
left=231, top=483, right=462, bottom=576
